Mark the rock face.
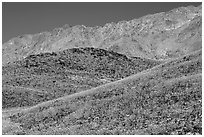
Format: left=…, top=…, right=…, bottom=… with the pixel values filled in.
left=2, top=5, right=202, bottom=65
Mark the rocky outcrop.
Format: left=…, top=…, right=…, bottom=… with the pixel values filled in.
left=2, top=5, right=202, bottom=65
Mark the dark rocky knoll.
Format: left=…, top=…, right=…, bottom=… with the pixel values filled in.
left=3, top=47, right=160, bottom=108
left=8, top=50, right=201, bottom=135
left=2, top=5, right=201, bottom=65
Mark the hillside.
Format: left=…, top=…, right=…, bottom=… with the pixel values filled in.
left=5, top=50, right=201, bottom=135
left=2, top=47, right=160, bottom=109
left=2, top=5, right=202, bottom=65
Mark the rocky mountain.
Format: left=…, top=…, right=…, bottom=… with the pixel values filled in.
left=2, top=4, right=202, bottom=135
left=2, top=5, right=202, bottom=65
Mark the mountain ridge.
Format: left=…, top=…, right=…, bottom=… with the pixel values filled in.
left=2, top=5, right=202, bottom=65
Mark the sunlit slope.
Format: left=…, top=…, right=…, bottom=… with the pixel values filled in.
left=9, top=50, right=202, bottom=135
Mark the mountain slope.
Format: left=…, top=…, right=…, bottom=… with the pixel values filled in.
left=2, top=47, right=160, bottom=109
left=7, top=50, right=202, bottom=135
left=2, top=5, right=202, bottom=65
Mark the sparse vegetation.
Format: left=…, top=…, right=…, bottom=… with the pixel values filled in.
left=6, top=50, right=202, bottom=135
left=2, top=47, right=160, bottom=109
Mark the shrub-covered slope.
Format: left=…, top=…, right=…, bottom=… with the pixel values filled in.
left=8, top=50, right=202, bottom=135
left=2, top=47, right=160, bottom=109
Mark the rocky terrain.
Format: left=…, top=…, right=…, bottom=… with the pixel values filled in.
left=2, top=4, right=202, bottom=135
left=2, top=5, right=202, bottom=65
left=4, top=50, right=202, bottom=135
left=3, top=47, right=160, bottom=109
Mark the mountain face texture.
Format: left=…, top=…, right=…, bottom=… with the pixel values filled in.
left=2, top=5, right=202, bottom=135
left=2, top=5, right=202, bottom=65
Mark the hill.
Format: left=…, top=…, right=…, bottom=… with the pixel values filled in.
left=2, top=47, right=160, bottom=109
left=2, top=5, right=201, bottom=65
left=6, top=50, right=202, bottom=135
